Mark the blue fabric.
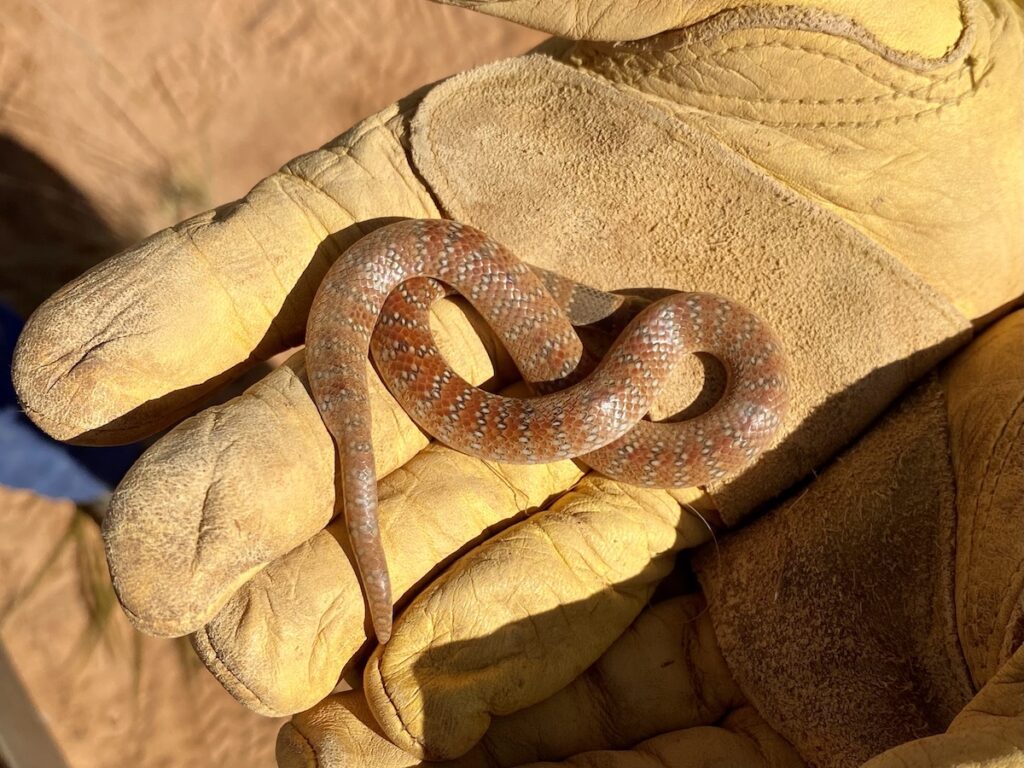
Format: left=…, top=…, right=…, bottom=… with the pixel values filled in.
left=0, top=304, right=143, bottom=501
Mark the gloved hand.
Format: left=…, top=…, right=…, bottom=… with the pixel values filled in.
left=11, top=0, right=1023, bottom=765
left=277, top=306, right=1024, bottom=768
left=693, top=307, right=1024, bottom=768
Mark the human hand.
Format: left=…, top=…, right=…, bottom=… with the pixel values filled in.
left=12, top=0, right=1022, bottom=764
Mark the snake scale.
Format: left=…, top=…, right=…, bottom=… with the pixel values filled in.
left=306, top=219, right=789, bottom=643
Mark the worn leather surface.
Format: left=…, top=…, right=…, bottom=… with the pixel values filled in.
left=695, top=374, right=972, bottom=765
left=8, top=0, right=1024, bottom=766
left=279, top=598, right=802, bottom=767
left=695, top=310, right=1024, bottom=768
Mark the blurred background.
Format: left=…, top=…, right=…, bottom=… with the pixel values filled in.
left=0, top=2, right=542, bottom=765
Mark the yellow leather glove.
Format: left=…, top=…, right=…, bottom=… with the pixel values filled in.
left=277, top=307, right=1024, bottom=768
left=693, top=308, right=1024, bottom=768
left=12, top=0, right=1023, bottom=764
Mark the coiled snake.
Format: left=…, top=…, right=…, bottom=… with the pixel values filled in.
left=306, top=219, right=788, bottom=643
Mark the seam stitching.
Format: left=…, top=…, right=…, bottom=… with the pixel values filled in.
left=583, top=37, right=979, bottom=128
left=613, top=40, right=967, bottom=88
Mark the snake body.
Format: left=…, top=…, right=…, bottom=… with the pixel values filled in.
left=306, top=219, right=788, bottom=643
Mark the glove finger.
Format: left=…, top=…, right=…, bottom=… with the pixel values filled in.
left=281, top=706, right=802, bottom=768
left=13, top=99, right=438, bottom=444
left=190, top=438, right=583, bottom=716
left=103, top=292, right=525, bottom=638
left=278, top=594, right=745, bottom=767
left=362, top=479, right=714, bottom=759
left=517, top=708, right=805, bottom=768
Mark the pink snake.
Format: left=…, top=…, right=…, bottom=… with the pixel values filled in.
left=306, top=219, right=788, bottom=643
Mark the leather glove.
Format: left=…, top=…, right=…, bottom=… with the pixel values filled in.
left=693, top=307, right=1024, bottom=768
left=277, top=306, right=1024, bottom=768
left=12, top=0, right=1022, bottom=764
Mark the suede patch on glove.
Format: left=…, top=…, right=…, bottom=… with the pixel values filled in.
left=694, top=374, right=975, bottom=767
left=410, top=54, right=970, bottom=523
left=943, top=311, right=1024, bottom=689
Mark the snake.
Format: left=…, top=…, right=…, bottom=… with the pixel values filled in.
left=305, top=218, right=788, bottom=643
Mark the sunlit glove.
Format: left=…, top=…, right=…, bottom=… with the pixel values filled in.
left=278, top=308, right=1024, bottom=768
left=11, top=0, right=1023, bottom=765
left=693, top=308, right=1024, bottom=768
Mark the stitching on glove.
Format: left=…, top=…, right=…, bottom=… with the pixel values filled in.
left=375, top=653, right=428, bottom=751
left=597, top=70, right=977, bottom=128
left=193, top=624, right=276, bottom=711
left=646, top=62, right=967, bottom=107
left=669, top=82, right=969, bottom=108
left=613, top=0, right=976, bottom=70
left=619, top=40, right=967, bottom=93
left=699, top=89, right=977, bottom=129
left=593, top=47, right=978, bottom=127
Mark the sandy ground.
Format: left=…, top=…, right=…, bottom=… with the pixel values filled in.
left=1, top=0, right=544, bottom=316
left=0, top=2, right=543, bottom=765
left=0, top=487, right=287, bottom=767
